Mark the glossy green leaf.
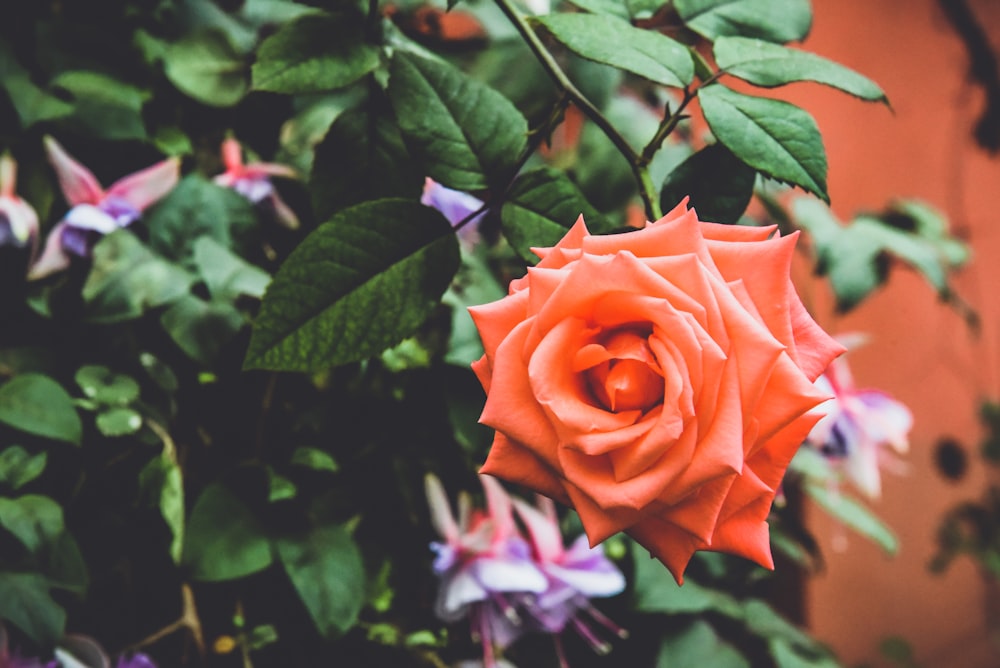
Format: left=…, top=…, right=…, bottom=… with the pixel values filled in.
left=253, top=13, right=380, bottom=94
left=0, top=374, right=82, bottom=446
left=183, top=482, right=273, bottom=581
left=675, top=0, right=812, bottom=43
left=245, top=199, right=460, bottom=371
left=139, top=454, right=185, bottom=564
left=193, top=237, right=271, bottom=301
left=74, top=365, right=140, bottom=406
left=277, top=524, right=365, bottom=638
left=0, top=495, right=64, bottom=553
left=0, top=572, right=65, bottom=646
left=388, top=51, right=528, bottom=190
left=501, top=167, right=607, bottom=262
left=660, top=143, right=756, bottom=223
left=657, top=621, right=750, bottom=668
left=804, top=482, right=898, bottom=555
left=145, top=174, right=259, bottom=264
left=161, top=295, right=245, bottom=366
left=95, top=407, right=144, bottom=437
left=83, top=232, right=195, bottom=323
left=164, top=30, right=249, bottom=107
left=534, top=14, right=692, bottom=87
left=0, top=447, right=47, bottom=491
left=715, top=36, right=887, bottom=103
left=699, top=85, right=828, bottom=201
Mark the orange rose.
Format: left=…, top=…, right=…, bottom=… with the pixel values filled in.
left=470, top=200, right=844, bottom=582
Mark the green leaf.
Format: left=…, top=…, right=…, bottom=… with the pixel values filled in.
left=0, top=42, right=73, bottom=128
left=310, top=105, right=423, bottom=220
left=0, top=572, right=65, bottom=646
left=0, top=374, right=82, bottom=446
left=245, top=199, right=460, bottom=371
left=74, top=365, right=140, bottom=406
left=161, top=295, right=245, bottom=366
left=534, top=14, right=692, bottom=87
left=804, top=482, right=898, bottom=555
left=83, top=231, right=195, bottom=323
left=660, top=143, right=756, bottom=223
left=657, top=621, right=750, bottom=668
left=787, top=446, right=836, bottom=482
left=277, top=523, right=365, bottom=638
left=699, top=85, right=827, bottom=202
left=566, top=0, right=632, bottom=18
left=183, top=482, right=273, bottom=581
left=252, top=13, right=380, bottom=94
left=0, top=447, right=47, bottom=490
left=95, top=407, right=144, bottom=437
left=50, top=70, right=148, bottom=141
left=675, top=0, right=812, bottom=43
left=139, top=454, right=185, bottom=564
left=442, top=248, right=506, bottom=368
left=715, top=36, right=887, bottom=103
left=290, top=447, right=339, bottom=473
left=193, top=237, right=271, bottom=301
left=388, top=51, right=528, bottom=190
left=501, top=167, right=608, bottom=262
left=145, top=174, right=259, bottom=265
left=45, top=531, right=89, bottom=595
left=164, top=29, right=249, bottom=107
left=0, top=495, right=64, bottom=554
left=632, top=543, right=743, bottom=617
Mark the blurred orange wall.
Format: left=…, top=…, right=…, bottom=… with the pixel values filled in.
left=788, top=1, right=1000, bottom=665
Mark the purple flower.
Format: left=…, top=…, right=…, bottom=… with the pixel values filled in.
left=425, top=474, right=547, bottom=665
left=806, top=336, right=912, bottom=498
left=0, top=153, right=39, bottom=254
left=213, top=137, right=299, bottom=229
left=420, top=178, right=485, bottom=247
left=29, top=136, right=180, bottom=279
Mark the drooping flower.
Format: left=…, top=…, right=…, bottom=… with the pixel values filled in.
left=470, top=200, right=844, bottom=582
left=213, top=137, right=299, bottom=229
left=0, top=153, right=39, bottom=254
left=805, top=337, right=912, bottom=498
left=421, top=177, right=485, bottom=247
left=425, top=474, right=547, bottom=666
left=511, top=495, right=627, bottom=665
left=29, top=136, right=180, bottom=279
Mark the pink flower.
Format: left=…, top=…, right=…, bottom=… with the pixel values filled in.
left=29, top=136, right=180, bottom=280
left=0, top=153, right=39, bottom=254
left=213, top=138, right=299, bottom=229
left=806, top=337, right=912, bottom=498
left=425, top=473, right=547, bottom=666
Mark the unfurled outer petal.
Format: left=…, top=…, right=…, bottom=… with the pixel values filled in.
left=472, top=202, right=843, bottom=581
left=106, top=157, right=181, bottom=212
left=27, top=223, right=72, bottom=280
left=44, top=136, right=105, bottom=206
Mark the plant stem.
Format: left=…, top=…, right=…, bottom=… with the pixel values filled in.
left=493, top=0, right=662, bottom=220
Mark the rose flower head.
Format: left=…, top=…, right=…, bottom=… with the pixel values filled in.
left=805, top=335, right=912, bottom=499
left=469, top=200, right=844, bottom=582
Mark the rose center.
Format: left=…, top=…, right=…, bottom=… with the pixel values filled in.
left=581, top=330, right=664, bottom=413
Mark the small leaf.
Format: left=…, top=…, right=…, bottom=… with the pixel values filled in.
left=266, top=468, right=297, bottom=502
left=388, top=51, right=528, bottom=191
left=660, top=143, right=756, bottom=224
left=161, top=295, right=245, bottom=366
left=139, top=454, right=185, bottom=564
left=657, top=621, right=750, bottom=668
left=252, top=12, right=380, bottom=94
left=715, top=36, right=888, bottom=103
left=45, top=531, right=89, bottom=595
left=0, top=374, right=82, bottom=446
left=675, top=0, right=812, bottom=43
left=74, top=365, right=140, bottom=406
left=501, top=167, right=608, bottom=262
left=245, top=199, right=460, bottom=371
left=534, top=14, right=692, bottom=87
left=277, top=523, right=365, bottom=638
left=95, top=407, right=144, bottom=437
left=193, top=238, right=271, bottom=301
left=183, top=482, right=273, bottom=582
left=0, top=572, right=66, bottom=646
left=164, top=30, right=249, bottom=107
left=804, top=482, right=898, bottom=555
left=699, top=85, right=827, bottom=202
left=0, top=446, right=47, bottom=490
left=0, top=494, right=64, bottom=553
left=83, top=231, right=195, bottom=323
left=290, top=447, right=339, bottom=473
left=51, top=71, right=148, bottom=141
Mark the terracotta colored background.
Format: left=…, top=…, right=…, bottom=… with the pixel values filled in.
left=784, top=1, right=1000, bottom=665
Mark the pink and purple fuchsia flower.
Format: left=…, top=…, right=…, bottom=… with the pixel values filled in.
left=0, top=153, right=39, bottom=255
left=425, top=474, right=625, bottom=667
left=0, top=624, right=156, bottom=668
left=805, top=337, right=912, bottom=499
left=213, top=137, right=299, bottom=229
left=29, top=136, right=180, bottom=280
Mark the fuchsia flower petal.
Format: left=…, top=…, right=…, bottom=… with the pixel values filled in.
left=0, top=153, right=39, bottom=251
left=104, top=158, right=181, bottom=212
left=43, top=136, right=106, bottom=206
left=214, top=137, right=300, bottom=229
